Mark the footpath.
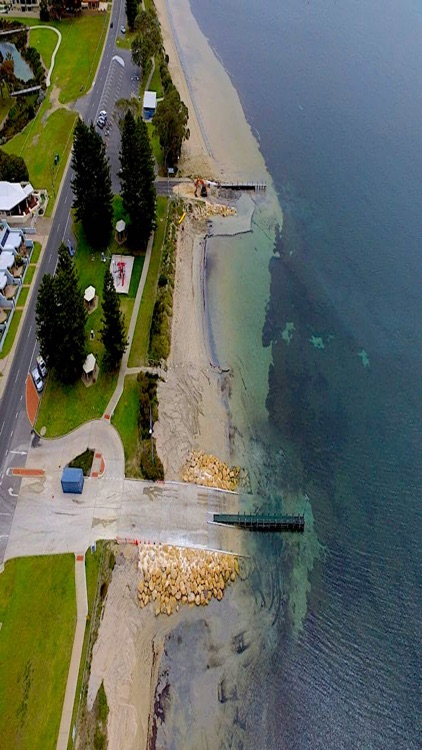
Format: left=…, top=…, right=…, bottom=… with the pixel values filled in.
left=56, top=554, right=88, bottom=750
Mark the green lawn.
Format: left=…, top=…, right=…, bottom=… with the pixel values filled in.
left=149, top=58, right=163, bottom=99
left=24, top=265, right=35, bottom=285
left=4, top=15, right=108, bottom=208
left=23, top=15, right=109, bottom=103
left=31, top=241, right=42, bottom=265
left=112, top=374, right=141, bottom=477
left=0, top=310, right=22, bottom=359
left=35, top=213, right=146, bottom=436
left=35, top=369, right=118, bottom=437
left=28, top=25, right=58, bottom=73
left=0, top=92, right=13, bottom=128
left=3, top=103, right=77, bottom=208
left=17, top=286, right=29, bottom=307
left=146, top=120, right=163, bottom=169
left=128, top=196, right=167, bottom=366
left=0, top=555, right=76, bottom=750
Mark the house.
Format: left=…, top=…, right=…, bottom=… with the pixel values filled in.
left=143, top=91, right=157, bottom=120
left=0, top=181, right=37, bottom=219
left=0, top=221, right=33, bottom=308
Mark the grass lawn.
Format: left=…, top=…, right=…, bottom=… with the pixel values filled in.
left=128, top=196, right=168, bottom=366
left=28, top=25, right=58, bottom=73
left=17, top=286, right=29, bottom=307
left=0, top=310, right=22, bottom=359
left=31, top=241, right=42, bottom=265
left=23, top=15, right=109, bottom=103
left=0, top=92, right=12, bottom=127
left=146, top=121, right=163, bottom=169
left=35, top=212, right=146, bottom=437
left=149, top=58, right=163, bottom=99
left=4, top=16, right=108, bottom=208
left=112, top=374, right=141, bottom=477
left=24, top=265, right=35, bottom=285
left=3, top=105, right=77, bottom=209
left=0, top=555, right=76, bottom=750
left=35, top=368, right=118, bottom=437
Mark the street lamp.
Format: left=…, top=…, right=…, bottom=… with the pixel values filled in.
left=149, top=403, right=154, bottom=464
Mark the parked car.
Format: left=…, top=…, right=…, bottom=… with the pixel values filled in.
left=99, top=110, right=107, bottom=119
left=66, top=239, right=75, bottom=257
left=31, top=367, right=43, bottom=393
left=120, top=26, right=126, bottom=34
left=36, top=355, right=47, bottom=379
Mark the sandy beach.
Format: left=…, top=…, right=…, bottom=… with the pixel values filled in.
left=88, top=1, right=279, bottom=747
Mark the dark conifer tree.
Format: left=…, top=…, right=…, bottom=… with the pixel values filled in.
left=36, top=244, right=87, bottom=384
left=71, top=119, right=113, bottom=250
left=120, top=110, right=156, bottom=249
left=126, top=0, right=138, bottom=31
left=100, top=269, right=127, bottom=372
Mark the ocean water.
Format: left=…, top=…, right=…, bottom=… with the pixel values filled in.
left=188, top=1, right=422, bottom=748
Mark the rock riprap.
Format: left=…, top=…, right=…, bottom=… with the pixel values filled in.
left=181, top=449, right=247, bottom=491
left=137, top=543, right=239, bottom=616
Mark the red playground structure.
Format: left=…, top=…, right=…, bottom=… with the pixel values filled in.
left=116, top=259, right=126, bottom=286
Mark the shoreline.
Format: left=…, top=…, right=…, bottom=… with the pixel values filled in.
left=89, top=1, right=281, bottom=747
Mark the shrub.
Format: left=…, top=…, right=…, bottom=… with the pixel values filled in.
left=140, top=439, right=164, bottom=481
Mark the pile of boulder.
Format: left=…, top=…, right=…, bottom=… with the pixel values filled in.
left=188, top=200, right=236, bottom=220
left=181, top=449, right=245, bottom=491
left=137, top=543, right=239, bottom=616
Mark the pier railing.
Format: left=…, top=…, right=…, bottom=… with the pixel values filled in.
left=213, top=513, right=305, bottom=532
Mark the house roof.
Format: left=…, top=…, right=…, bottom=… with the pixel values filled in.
left=83, top=353, right=96, bottom=374
left=115, top=219, right=126, bottom=233
left=84, top=285, right=96, bottom=302
left=143, top=91, right=157, bottom=110
left=0, top=272, right=7, bottom=290
left=0, top=224, right=23, bottom=252
left=0, top=251, right=15, bottom=270
left=0, top=182, right=34, bottom=212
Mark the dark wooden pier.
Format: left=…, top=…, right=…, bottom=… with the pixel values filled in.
left=219, top=181, right=267, bottom=192
left=213, top=513, right=305, bottom=532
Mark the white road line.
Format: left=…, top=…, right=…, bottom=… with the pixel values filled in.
left=27, top=324, right=32, bottom=338
left=0, top=424, right=3, bottom=435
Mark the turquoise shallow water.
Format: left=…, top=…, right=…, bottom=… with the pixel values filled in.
left=158, top=1, right=422, bottom=747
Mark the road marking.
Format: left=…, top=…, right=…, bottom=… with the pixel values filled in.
left=49, top=252, right=52, bottom=261
left=0, top=424, right=3, bottom=435
left=27, top=324, right=32, bottom=337
left=7, top=488, right=18, bottom=497
left=16, top=368, right=20, bottom=379
left=10, top=450, right=27, bottom=456
left=15, top=412, right=18, bottom=419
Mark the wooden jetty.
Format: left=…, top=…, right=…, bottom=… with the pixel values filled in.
left=219, top=181, right=266, bottom=192
left=213, top=512, right=305, bottom=532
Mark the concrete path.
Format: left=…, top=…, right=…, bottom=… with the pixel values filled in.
left=56, top=553, right=88, bottom=750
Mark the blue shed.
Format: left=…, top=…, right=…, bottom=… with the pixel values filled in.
left=61, top=467, right=84, bottom=494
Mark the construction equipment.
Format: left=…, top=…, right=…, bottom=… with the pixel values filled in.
left=194, top=178, right=207, bottom=198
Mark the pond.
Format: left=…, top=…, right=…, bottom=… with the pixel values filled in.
left=0, top=41, right=33, bottom=82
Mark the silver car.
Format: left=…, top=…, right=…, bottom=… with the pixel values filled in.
left=31, top=367, right=44, bottom=393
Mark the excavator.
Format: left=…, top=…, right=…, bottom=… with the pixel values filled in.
left=194, top=178, right=208, bottom=198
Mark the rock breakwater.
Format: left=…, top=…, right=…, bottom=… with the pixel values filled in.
left=137, top=543, right=239, bottom=617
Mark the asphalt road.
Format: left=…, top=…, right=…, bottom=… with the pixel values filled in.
left=0, top=1, right=156, bottom=563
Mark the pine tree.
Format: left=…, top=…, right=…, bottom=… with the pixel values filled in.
left=35, top=244, right=87, bottom=384
left=126, top=0, right=138, bottom=31
left=35, top=273, right=57, bottom=368
left=100, top=269, right=127, bottom=372
left=71, top=119, right=113, bottom=250
left=120, top=110, right=156, bottom=249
